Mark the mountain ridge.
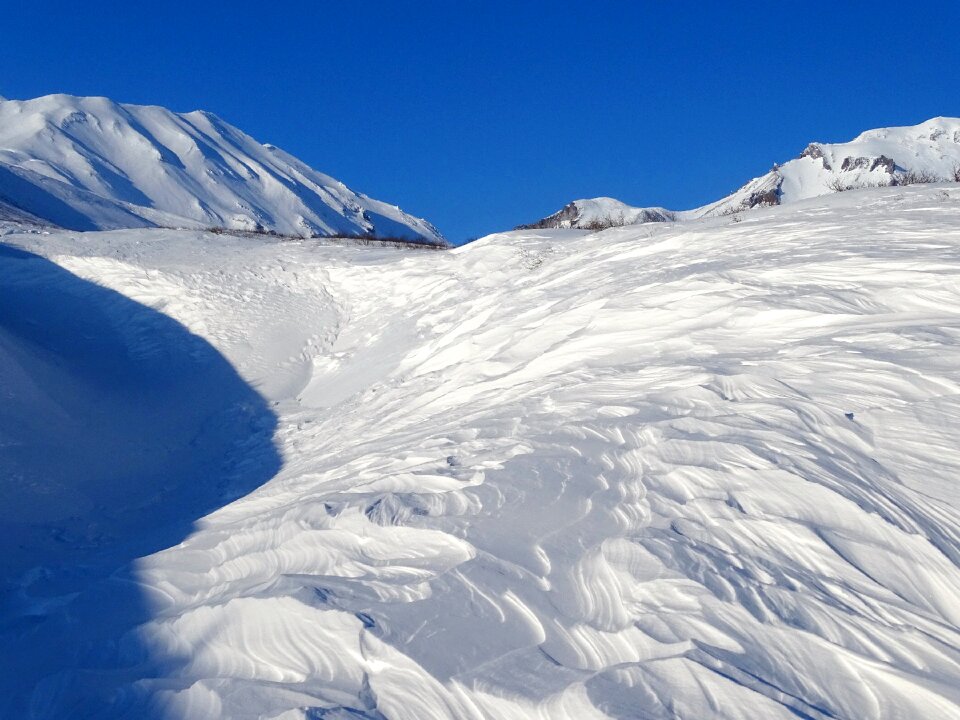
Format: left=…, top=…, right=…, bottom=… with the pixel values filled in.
left=0, top=94, right=445, bottom=244
left=520, top=116, right=960, bottom=230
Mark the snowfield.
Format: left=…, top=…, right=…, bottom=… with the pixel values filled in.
left=3, top=184, right=960, bottom=719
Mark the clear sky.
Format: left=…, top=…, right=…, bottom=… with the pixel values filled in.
left=3, top=1, right=959, bottom=243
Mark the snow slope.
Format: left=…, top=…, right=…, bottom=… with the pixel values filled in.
left=0, top=196, right=45, bottom=225
left=0, top=95, right=444, bottom=243
left=3, top=183, right=960, bottom=718
left=523, top=117, right=960, bottom=228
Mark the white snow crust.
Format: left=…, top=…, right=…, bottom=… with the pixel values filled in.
left=3, top=184, right=960, bottom=718
left=0, top=95, right=443, bottom=243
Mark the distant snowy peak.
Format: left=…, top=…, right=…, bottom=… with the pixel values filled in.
left=516, top=197, right=675, bottom=230
left=701, top=116, right=960, bottom=216
left=0, top=94, right=444, bottom=243
left=521, top=117, right=960, bottom=229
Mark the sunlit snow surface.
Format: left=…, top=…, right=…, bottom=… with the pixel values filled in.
left=528, top=117, right=960, bottom=228
left=3, top=184, right=960, bottom=719
left=0, top=95, right=443, bottom=243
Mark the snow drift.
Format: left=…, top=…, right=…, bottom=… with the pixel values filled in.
left=2, top=181, right=960, bottom=718
left=0, top=94, right=444, bottom=243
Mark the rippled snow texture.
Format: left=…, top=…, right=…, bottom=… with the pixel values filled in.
left=4, top=183, right=960, bottom=719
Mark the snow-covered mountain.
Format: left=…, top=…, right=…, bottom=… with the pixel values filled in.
left=3, top=182, right=960, bottom=719
left=517, top=197, right=675, bottom=230
left=522, top=117, right=960, bottom=229
left=0, top=94, right=444, bottom=243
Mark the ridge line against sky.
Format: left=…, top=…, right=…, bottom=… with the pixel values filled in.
left=2, top=0, right=958, bottom=242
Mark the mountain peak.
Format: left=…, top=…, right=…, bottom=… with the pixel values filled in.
left=0, top=94, right=444, bottom=243
left=519, top=118, right=960, bottom=231
left=517, top=197, right=675, bottom=230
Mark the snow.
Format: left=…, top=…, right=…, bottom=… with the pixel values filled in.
left=3, top=183, right=960, bottom=718
left=0, top=95, right=444, bottom=243
left=519, top=198, right=675, bottom=229
left=701, top=117, right=960, bottom=216
left=525, top=117, right=960, bottom=229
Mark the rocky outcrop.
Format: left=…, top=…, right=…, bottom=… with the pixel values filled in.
left=840, top=155, right=895, bottom=174
left=517, top=202, right=582, bottom=230
left=744, top=186, right=780, bottom=209
left=800, top=143, right=832, bottom=170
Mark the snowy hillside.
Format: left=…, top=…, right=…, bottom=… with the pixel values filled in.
left=517, top=197, right=675, bottom=230
left=3, top=183, right=960, bottom=718
left=523, top=117, right=960, bottom=228
left=0, top=196, right=45, bottom=225
left=0, top=95, right=444, bottom=243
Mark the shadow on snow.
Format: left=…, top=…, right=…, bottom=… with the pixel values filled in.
left=0, top=244, right=282, bottom=718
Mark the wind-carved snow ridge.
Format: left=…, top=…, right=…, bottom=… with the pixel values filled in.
left=0, top=94, right=444, bottom=244
left=3, top=184, right=960, bottom=718
left=522, top=117, right=960, bottom=229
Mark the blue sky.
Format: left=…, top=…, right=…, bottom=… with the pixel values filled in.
left=3, top=1, right=959, bottom=242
